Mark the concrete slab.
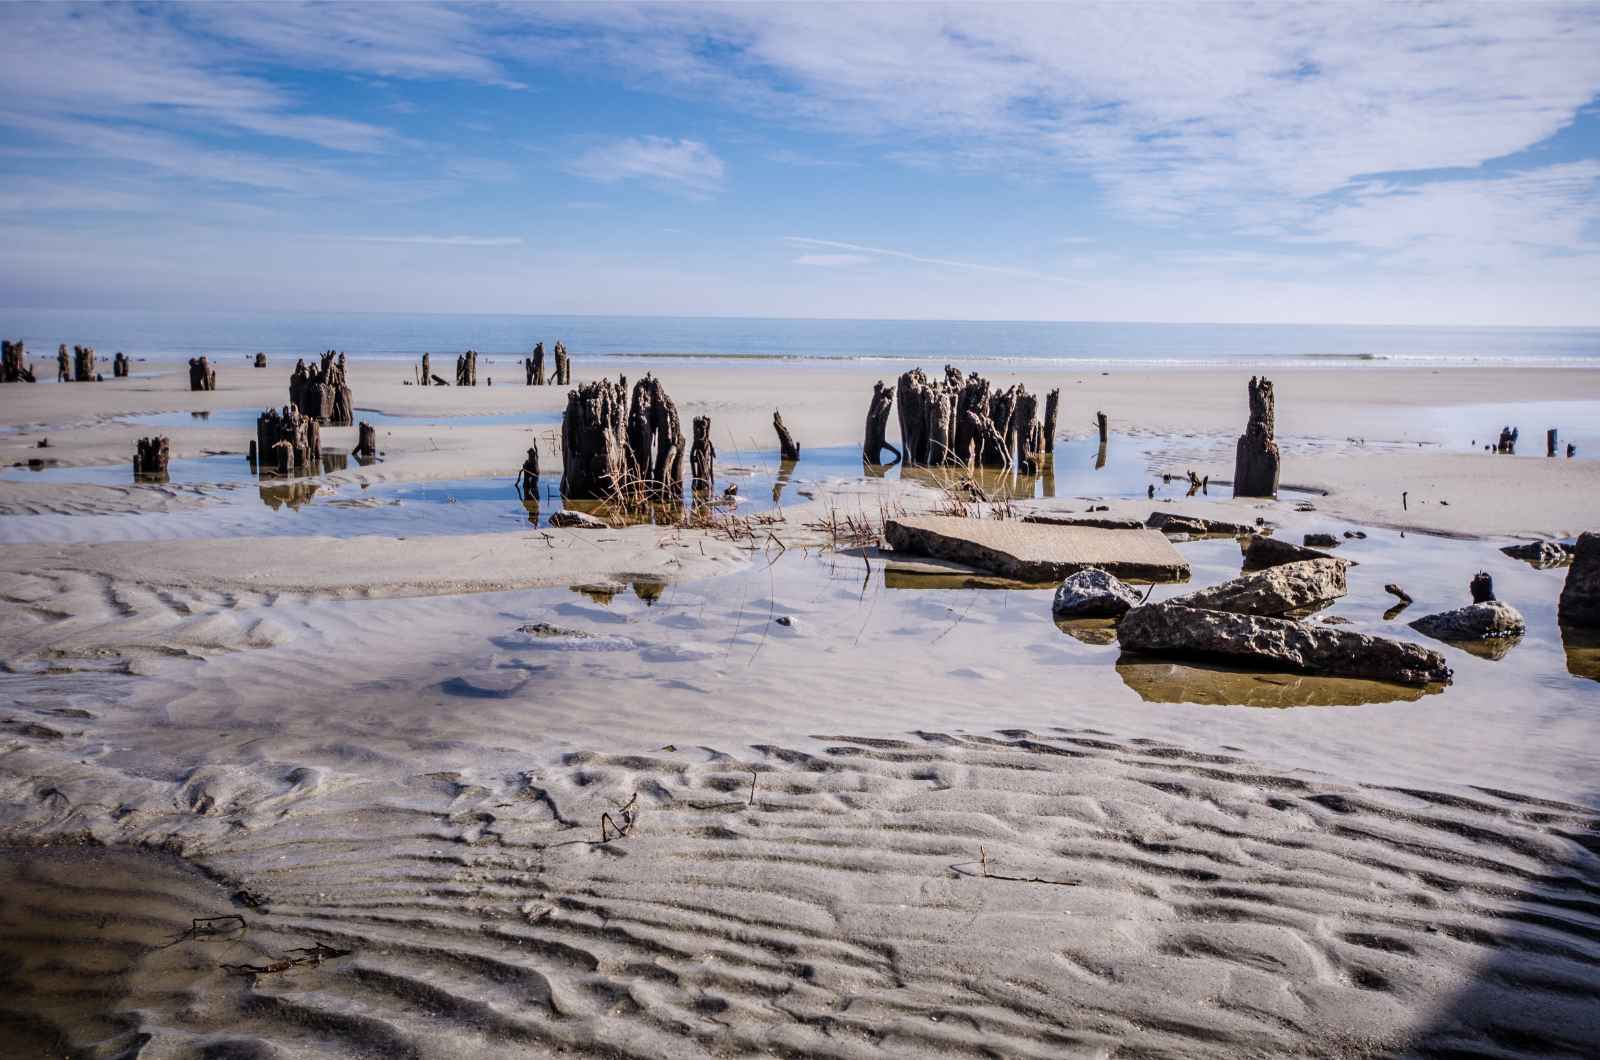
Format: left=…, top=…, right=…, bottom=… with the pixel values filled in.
left=884, top=515, right=1190, bottom=583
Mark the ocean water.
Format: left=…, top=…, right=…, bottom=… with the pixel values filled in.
left=2, top=308, right=1597, bottom=368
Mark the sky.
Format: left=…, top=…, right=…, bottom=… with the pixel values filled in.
left=2, top=1, right=1599, bottom=326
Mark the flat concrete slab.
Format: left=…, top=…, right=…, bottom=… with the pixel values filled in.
left=884, top=515, right=1190, bottom=583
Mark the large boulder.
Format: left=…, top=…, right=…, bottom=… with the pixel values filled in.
left=1500, top=540, right=1572, bottom=567
left=1241, top=534, right=1347, bottom=570
left=1169, top=558, right=1347, bottom=617
left=1052, top=568, right=1142, bottom=618
left=1410, top=602, right=1526, bottom=643
left=1118, top=602, right=1452, bottom=686
left=1558, top=532, right=1600, bottom=627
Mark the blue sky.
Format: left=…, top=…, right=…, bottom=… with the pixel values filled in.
left=2, top=2, right=1599, bottom=325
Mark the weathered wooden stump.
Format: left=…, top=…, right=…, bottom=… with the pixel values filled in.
left=1548, top=429, right=1558, bottom=457
left=554, top=341, right=570, bottom=385
left=1096, top=411, right=1108, bottom=443
left=530, top=342, right=546, bottom=386
left=863, top=380, right=899, bottom=464
left=352, top=421, right=377, bottom=461
left=133, top=436, right=170, bottom=478
left=420, top=352, right=431, bottom=386
left=517, top=441, right=540, bottom=499
left=626, top=374, right=684, bottom=501
left=1015, top=390, right=1044, bottom=475
left=1496, top=426, right=1518, bottom=454
left=896, top=367, right=957, bottom=466
left=112, top=352, right=129, bottom=378
left=773, top=410, right=800, bottom=461
left=1043, top=388, right=1060, bottom=453
left=72, top=344, right=97, bottom=382
left=256, top=406, right=321, bottom=475
left=691, top=415, right=716, bottom=493
left=560, top=377, right=629, bottom=499
left=56, top=345, right=70, bottom=382
left=188, top=356, right=217, bottom=391
left=1470, top=571, right=1495, bottom=603
left=1232, top=375, right=1280, bottom=498
left=1, top=340, right=34, bottom=383
left=895, top=366, right=1044, bottom=471
left=290, top=351, right=353, bottom=425
left=253, top=352, right=268, bottom=368
left=455, top=350, right=478, bottom=386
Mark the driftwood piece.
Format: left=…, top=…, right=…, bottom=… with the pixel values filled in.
left=188, top=356, right=217, bottom=391
left=256, top=406, right=321, bottom=474
left=626, top=374, right=684, bottom=500
left=1, top=340, right=34, bottom=383
left=1232, top=375, right=1280, bottom=498
left=773, top=410, right=800, bottom=461
left=517, top=441, right=540, bottom=499
left=133, top=436, right=170, bottom=477
left=561, top=377, right=629, bottom=499
left=455, top=350, right=478, bottom=387
left=352, top=421, right=377, bottom=460
left=72, top=344, right=97, bottom=382
left=253, top=352, right=268, bottom=368
left=691, top=415, right=715, bottom=493
left=554, top=341, right=570, bottom=385
left=863, top=380, right=899, bottom=464
left=290, top=352, right=353, bottom=425
left=1043, top=388, right=1059, bottom=453
left=530, top=342, right=546, bottom=386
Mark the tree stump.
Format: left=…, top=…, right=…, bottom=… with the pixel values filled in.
left=1470, top=572, right=1495, bottom=603
left=72, top=344, right=97, bottom=382
left=254, top=352, right=268, bottom=368
left=420, top=352, right=431, bottom=386
left=352, top=421, right=377, bottom=461
left=554, top=341, right=570, bottom=385
left=256, top=406, right=321, bottom=475
left=626, top=374, right=684, bottom=501
left=863, top=380, right=899, bottom=464
left=1547, top=429, right=1558, bottom=457
left=290, top=352, right=353, bottom=425
left=56, top=345, right=70, bottom=382
left=455, top=350, right=478, bottom=386
left=113, top=352, right=129, bottom=378
left=773, top=410, right=800, bottom=461
left=1043, top=388, right=1060, bottom=453
left=133, top=436, right=170, bottom=478
left=1015, top=390, right=1044, bottom=475
left=1, top=340, right=34, bottom=383
left=188, top=356, right=217, bottom=391
left=517, top=441, right=540, bottom=499
left=1232, top=375, right=1280, bottom=498
left=691, top=415, right=716, bottom=493
left=560, top=377, right=629, bottom=499
left=1095, top=411, right=1108, bottom=443
left=530, top=342, right=546, bottom=385
left=896, top=367, right=957, bottom=466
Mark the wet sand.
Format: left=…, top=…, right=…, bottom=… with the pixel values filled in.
left=1, top=355, right=1597, bottom=1056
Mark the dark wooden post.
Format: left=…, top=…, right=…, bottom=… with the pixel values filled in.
left=691, top=415, right=715, bottom=493
left=254, top=352, right=268, bottom=368
left=773, top=410, right=800, bottom=461
left=531, top=342, right=546, bottom=386
left=554, top=341, right=570, bottom=385
left=560, top=377, right=629, bottom=499
left=188, top=356, right=216, bottom=391
left=56, top=345, right=70, bottom=382
left=352, top=421, right=377, bottom=460
left=1095, top=411, right=1108, bottom=443
left=1470, top=571, right=1495, bottom=603
left=2, top=340, right=35, bottom=383
left=625, top=374, right=684, bottom=501
left=133, top=436, right=170, bottom=478
left=517, top=441, right=540, bottom=499
left=1232, top=375, right=1280, bottom=498
left=1548, top=429, right=1558, bottom=457
left=864, top=380, right=898, bottom=464
left=73, top=344, right=97, bottom=382
left=1043, top=388, right=1059, bottom=453
left=420, top=352, right=430, bottom=386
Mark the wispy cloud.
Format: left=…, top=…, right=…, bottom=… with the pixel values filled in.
left=793, top=253, right=871, bottom=267
left=784, top=237, right=1076, bottom=284
left=343, top=234, right=524, bottom=247
left=567, top=136, right=726, bottom=197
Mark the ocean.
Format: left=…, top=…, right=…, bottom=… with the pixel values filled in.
left=2, top=308, right=1598, bottom=368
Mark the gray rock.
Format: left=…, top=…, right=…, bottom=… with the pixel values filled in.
left=1410, top=601, right=1526, bottom=643
left=1118, top=602, right=1452, bottom=686
left=1501, top=540, right=1573, bottom=568
left=1146, top=511, right=1256, bottom=536
left=1052, top=568, right=1143, bottom=618
left=1170, top=558, right=1347, bottom=616
left=1241, top=534, right=1347, bottom=570
left=1303, top=533, right=1340, bottom=548
left=549, top=510, right=608, bottom=529
left=884, top=515, right=1190, bottom=582
left=1023, top=513, right=1145, bottom=530
left=1558, top=531, right=1600, bottom=627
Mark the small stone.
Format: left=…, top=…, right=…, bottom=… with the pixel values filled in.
left=549, top=510, right=608, bottom=529
left=1052, top=569, right=1142, bottom=618
left=1303, top=533, right=1340, bottom=548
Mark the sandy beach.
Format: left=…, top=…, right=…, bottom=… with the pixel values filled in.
left=2, top=349, right=1597, bottom=1057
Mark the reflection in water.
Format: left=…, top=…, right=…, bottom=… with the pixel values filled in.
left=1115, top=656, right=1432, bottom=707
left=320, top=452, right=349, bottom=474
left=1563, top=625, right=1600, bottom=682
left=862, top=459, right=888, bottom=479
left=883, top=570, right=1046, bottom=591
left=773, top=458, right=797, bottom=502
left=1449, top=635, right=1523, bottom=662
left=571, top=583, right=619, bottom=606
left=1041, top=455, right=1055, bottom=498
left=633, top=577, right=666, bottom=605
left=1094, top=442, right=1107, bottom=471
left=133, top=470, right=170, bottom=485
left=1054, top=617, right=1118, bottom=645
left=522, top=498, right=540, bottom=526
left=260, top=481, right=319, bottom=510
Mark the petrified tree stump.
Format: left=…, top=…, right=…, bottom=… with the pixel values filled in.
left=863, top=380, right=899, bottom=464
left=254, top=352, right=268, bottom=368
left=420, top=352, right=431, bottom=386
left=352, top=421, right=377, bottom=461
left=773, top=410, right=800, bottom=461
left=133, top=436, right=170, bottom=477
left=530, top=342, right=546, bottom=386
left=895, top=366, right=1043, bottom=470
left=290, top=351, right=353, bottom=425
left=188, top=356, right=217, bottom=391
left=554, top=341, right=570, bottom=385
left=691, top=415, right=715, bottom=493
left=560, top=377, right=629, bottom=499
left=1043, top=388, right=1060, bottom=453
left=455, top=350, right=478, bottom=387
left=1547, top=429, right=1558, bottom=458
left=517, top=441, right=540, bottom=499
left=1232, top=375, right=1280, bottom=498
left=1496, top=426, right=1518, bottom=454
left=1096, top=411, right=1108, bottom=443
left=1, top=340, right=34, bottom=383
left=256, top=406, right=321, bottom=475
left=626, top=374, right=684, bottom=500
left=112, top=352, right=129, bottom=378
left=896, top=367, right=957, bottom=466
left=72, top=344, right=97, bottom=382
left=1015, top=391, right=1044, bottom=475
left=56, top=345, right=70, bottom=382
